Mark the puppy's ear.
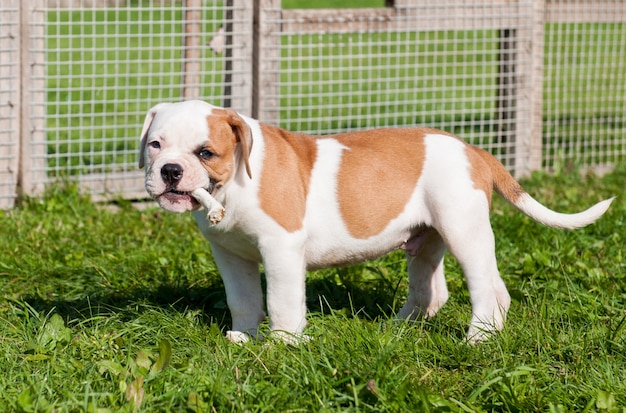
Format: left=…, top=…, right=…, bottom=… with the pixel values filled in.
left=138, top=103, right=171, bottom=169
left=224, top=110, right=253, bottom=179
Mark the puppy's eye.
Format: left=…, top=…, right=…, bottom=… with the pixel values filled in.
left=148, top=141, right=161, bottom=149
left=198, top=149, right=214, bottom=160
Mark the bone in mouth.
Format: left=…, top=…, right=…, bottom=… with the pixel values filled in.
left=191, top=188, right=225, bottom=224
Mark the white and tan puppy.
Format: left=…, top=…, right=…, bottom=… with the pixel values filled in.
left=139, top=100, right=613, bottom=343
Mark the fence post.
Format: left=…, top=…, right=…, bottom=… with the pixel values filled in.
left=18, top=0, right=47, bottom=197
left=528, top=0, right=545, bottom=175
left=253, top=0, right=281, bottom=124
left=514, top=0, right=544, bottom=178
left=223, top=0, right=234, bottom=108
left=223, top=0, right=254, bottom=114
left=0, top=0, right=19, bottom=208
left=182, top=0, right=202, bottom=99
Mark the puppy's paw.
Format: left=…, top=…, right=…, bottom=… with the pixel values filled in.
left=208, top=207, right=226, bottom=225
left=465, top=325, right=496, bottom=345
left=225, top=330, right=251, bottom=344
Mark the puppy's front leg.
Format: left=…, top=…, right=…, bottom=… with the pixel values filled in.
left=210, top=242, right=266, bottom=343
left=262, top=246, right=308, bottom=343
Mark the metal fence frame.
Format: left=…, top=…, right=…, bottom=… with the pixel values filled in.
left=1, top=0, right=624, bottom=209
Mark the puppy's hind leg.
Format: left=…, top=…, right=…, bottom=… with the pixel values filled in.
left=439, top=205, right=511, bottom=344
left=397, top=229, right=449, bottom=321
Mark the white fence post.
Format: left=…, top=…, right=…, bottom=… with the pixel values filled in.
left=514, top=0, right=545, bottom=178
left=253, top=0, right=281, bottom=124
left=19, top=0, right=47, bottom=197
left=0, top=0, right=20, bottom=208
left=223, top=0, right=255, bottom=115
left=181, top=0, right=202, bottom=100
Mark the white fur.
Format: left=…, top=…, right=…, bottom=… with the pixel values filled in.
left=140, top=100, right=612, bottom=344
left=513, top=193, right=614, bottom=229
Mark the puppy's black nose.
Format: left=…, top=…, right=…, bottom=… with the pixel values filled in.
left=161, top=163, right=183, bottom=186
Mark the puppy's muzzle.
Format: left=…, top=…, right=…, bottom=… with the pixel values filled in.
left=161, top=163, right=183, bottom=187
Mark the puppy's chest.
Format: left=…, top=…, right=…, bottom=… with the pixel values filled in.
left=193, top=211, right=263, bottom=261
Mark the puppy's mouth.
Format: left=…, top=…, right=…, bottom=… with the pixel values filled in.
left=158, top=189, right=198, bottom=206
left=157, top=181, right=217, bottom=207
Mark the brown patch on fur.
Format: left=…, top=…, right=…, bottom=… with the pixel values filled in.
left=466, top=145, right=525, bottom=205
left=204, top=113, right=242, bottom=187
left=258, top=124, right=317, bottom=232
left=333, top=128, right=426, bottom=239
left=465, top=146, right=494, bottom=206
left=210, top=109, right=252, bottom=178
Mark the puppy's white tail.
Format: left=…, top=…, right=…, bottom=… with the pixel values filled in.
left=474, top=146, right=614, bottom=229
left=511, top=193, right=614, bottom=229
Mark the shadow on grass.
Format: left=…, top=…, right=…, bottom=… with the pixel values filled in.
left=20, top=263, right=406, bottom=333
left=20, top=281, right=232, bottom=331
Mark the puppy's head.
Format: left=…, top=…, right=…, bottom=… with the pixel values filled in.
left=139, top=100, right=252, bottom=213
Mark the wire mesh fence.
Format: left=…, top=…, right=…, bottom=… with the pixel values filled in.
left=40, top=0, right=252, bottom=200
left=1, top=0, right=624, bottom=208
left=544, top=1, right=626, bottom=172
left=0, top=1, right=20, bottom=209
left=262, top=1, right=535, bottom=172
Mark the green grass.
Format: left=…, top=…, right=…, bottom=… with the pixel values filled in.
left=1, top=166, right=625, bottom=411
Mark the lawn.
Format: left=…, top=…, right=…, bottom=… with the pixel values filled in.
left=1, top=165, right=625, bottom=411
